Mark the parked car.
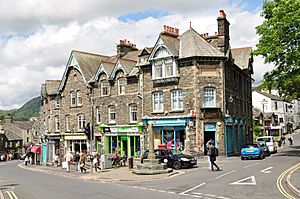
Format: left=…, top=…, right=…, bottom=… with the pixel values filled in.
left=257, top=136, right=278, bottom=153
left=240, top=143, right=265, bottom=160
left=141, top=149, right=197, bottom=169
left=257, top=141, right=270, bottom=157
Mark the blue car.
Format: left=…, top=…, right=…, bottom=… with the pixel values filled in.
left=241, top=143, right=265, bottom=160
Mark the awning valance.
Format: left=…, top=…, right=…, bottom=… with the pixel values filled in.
left=31, top=145, right=41, bottom=154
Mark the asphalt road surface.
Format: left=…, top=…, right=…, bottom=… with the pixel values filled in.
left=0, top=133, right=299, bottom=199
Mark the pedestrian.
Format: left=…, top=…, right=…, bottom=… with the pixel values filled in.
left=121, top=151, right=127, bottom=166
left=64, top=151, right=73, bottom=172
left=79, top=152, right=87, bottom=173
left=53, top=154, right=59, bottom=167
left=281, top=135, right=286, bottom=146
left=208, top=143, right=220, bottom=172
left=24, top=156, right=29, bottom=166
left=206, top=139, right=213, bottom=169
left=288, top=135, right=294, bottom=145
left=74, top=152, right=80, bottom=171
left=93, top=153, right=101, bottom=172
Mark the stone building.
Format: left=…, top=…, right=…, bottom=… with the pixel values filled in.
left=37, top=10, right=252, bottom=158
left=139, top=10, right=253, bottom=156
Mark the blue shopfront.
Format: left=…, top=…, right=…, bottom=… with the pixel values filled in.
left=143, top=117, right=193, bottom=153
left=224, top=118, right=245, bottom=157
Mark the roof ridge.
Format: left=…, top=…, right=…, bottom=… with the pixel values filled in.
left=72, top=50, right=111, bottom=58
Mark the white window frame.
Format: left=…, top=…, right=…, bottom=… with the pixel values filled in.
left=171, top=90, right=183, bottom=110
left=96, top=107, right=101, bottom=124
left=65, top=115, right=70, bottom=131
left=55, top=96, right=60, bottom=109
left=203, top=87, right=216, bottom=107
left=77, top=91, right=82, bottom=106
left=78, top=114, right=85, bottom=130
left=152, top=92, right=164, bottom=112
left=55, top=115, right=60, bottom=132
left=109, top=106, right=116, bottom=123
left=118, top=78, right=125, bottom=95
left=130, top=104, right=137, bottom=123
left=101, top=80, right=110, bottom=96
left=70, top=91, right=76, bottom=106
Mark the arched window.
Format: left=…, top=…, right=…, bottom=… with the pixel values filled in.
left=77, top=90, right=82, bottom=106
left=152, top=46, right=176, bottom=79
left=118, top=78, right=126, bottom=95
left=203, top=87, right=216, bottom=107
left=70, top=91, right=76, bottom=106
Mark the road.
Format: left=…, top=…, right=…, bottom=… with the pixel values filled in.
left=0, top=133, right=299, bottom=199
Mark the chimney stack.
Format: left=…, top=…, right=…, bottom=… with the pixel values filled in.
left=160, top=25, right=179, bottom=38
left=217, top=10, right=230, bottom=53
left=117, top=39, right=138, bottom=57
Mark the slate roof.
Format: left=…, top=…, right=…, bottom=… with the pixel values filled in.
left=13, top=121, right=35, bottom=130
left=45, top=80, right=60, bottom=95
left=256, top=91, right=283, bottom=101
left=119, top=58, right=137, bottom=75
left=179, top=28, right=224, bottom=58
left=100, top=61, right=116, bottom=77
left=253, top=107, right=262, bottom=118
left=72, top=50, right=110, bottom=82
left=5, top=130, right=22, bottom=141
left=160, top=34, right=180, bottom=56
left=122, top=50, right=142, bottom=61
left=231, top=47, right=252, bottom=70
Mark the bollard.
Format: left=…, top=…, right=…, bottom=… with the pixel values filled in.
left=128, top=157, right=133, bottom=169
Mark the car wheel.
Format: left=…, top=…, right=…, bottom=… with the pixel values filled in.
left=241, top=157, right=244, bottom=160
left=173, top=161, right=182, bottom=169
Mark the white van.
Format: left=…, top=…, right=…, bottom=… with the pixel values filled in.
left=257, top=136, right=278, bottom=153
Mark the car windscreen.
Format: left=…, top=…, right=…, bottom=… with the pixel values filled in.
left=257, top=137, right=271, bottom=142
left=243, top=144, right=258, bottom=148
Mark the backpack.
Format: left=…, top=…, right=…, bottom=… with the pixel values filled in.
left=214, top=148, right=219, bottom=156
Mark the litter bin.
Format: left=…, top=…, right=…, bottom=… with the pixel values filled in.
left=128, top=157, right=133, bottom=169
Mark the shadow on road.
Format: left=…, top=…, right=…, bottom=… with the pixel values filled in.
left=275, top=146, right=300, bottom=158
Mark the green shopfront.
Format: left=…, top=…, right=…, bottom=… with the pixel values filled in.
left=100, top=125, right=143, bottom=158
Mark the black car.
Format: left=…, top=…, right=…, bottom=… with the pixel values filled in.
left=257, top=141, right=271, bottom=157
left=141, top=149, right=197, bottom=169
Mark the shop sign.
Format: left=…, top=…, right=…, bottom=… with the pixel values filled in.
left=204, top=123, right=216, bottom=131
left=109, top=126, right=139, bottom=133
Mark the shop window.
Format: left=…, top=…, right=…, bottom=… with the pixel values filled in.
left=171, top=90, right=183, bottom=110
left=130, top=104, right=137, bottom=123
left=152, top=92, right=163, bottom=112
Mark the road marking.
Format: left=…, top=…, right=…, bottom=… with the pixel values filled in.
left=277, top=162, right=300, bottom=199
left=243, top=163, right=259, bottom=168
left=179, top=183, right=206, bottom=195
left=10, top=191, right=18, bottom=199
left=191, top=192, right=231, bottom=199
left=6, top=191, right=18, bottom=199
left=216, top=170, right=236, bottom=179
left=260, top=167, right=273, bottom=174
left=230, top=176, right=256, bottom=186
left=0, top=190, right=4, bottom=199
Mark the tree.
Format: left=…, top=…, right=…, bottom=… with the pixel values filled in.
left=253, top=0, right=300, bottom=100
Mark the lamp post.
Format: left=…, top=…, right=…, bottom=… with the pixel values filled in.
left=260, top=99, right=268, bottom=136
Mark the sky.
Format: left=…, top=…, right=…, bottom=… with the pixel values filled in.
left=0, top=0, right=272, bottom=110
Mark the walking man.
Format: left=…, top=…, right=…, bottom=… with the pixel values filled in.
left=64, top=151, right=73, bottom=172
left=208, top=143, right=220, bottom=172
left=206, top=139, right=213, bottom=169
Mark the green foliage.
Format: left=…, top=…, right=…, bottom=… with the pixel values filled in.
left=253, top=0, right=300, bottom=100
left=10, top=97, right=40, bottom=121
left=252, top=120, right=261, bottom=142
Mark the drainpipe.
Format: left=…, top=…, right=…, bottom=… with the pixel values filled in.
left=223, top=60, right=228, bottom=158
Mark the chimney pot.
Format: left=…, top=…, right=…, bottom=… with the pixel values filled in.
left=219, top=10, right=226, bottom=18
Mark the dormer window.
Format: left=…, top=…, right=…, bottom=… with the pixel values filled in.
left=118, top=78, right=125, bottom=95
left=151, top=46, right=177, bottom=80
left=101, top=80, right=110, bottom=96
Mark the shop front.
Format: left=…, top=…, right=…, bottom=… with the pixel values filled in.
left=100, top=125, right=143, bottom=158
left=143, top=117, right=193, bottom=153
left=63, top=134, right=87, bottom=154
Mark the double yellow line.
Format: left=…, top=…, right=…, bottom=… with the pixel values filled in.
left=5, top=191, right=18, bottom=199
left=277, top=162, right=300, bottom=199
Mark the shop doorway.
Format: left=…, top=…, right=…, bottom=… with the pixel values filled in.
left=204, top=131, right=215, bottom=155
left=121, top=138, right=128, bottom=157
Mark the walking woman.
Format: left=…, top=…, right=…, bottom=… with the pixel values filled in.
left=208, top=143, right=220, bottom=172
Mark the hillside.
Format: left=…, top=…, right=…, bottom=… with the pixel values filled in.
left=10, top=96, right=40, bottom=121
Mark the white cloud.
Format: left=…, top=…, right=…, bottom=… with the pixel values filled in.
left=0, top=0, right=271, bottom=110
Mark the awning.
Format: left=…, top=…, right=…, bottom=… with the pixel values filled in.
left=31, top=146, right=41, bottom=154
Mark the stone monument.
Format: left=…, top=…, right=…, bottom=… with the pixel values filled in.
left=132, top=124, right=172, bottom=175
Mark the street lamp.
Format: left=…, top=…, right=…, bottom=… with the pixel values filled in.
left=260, top=99, right=268, bottom=136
